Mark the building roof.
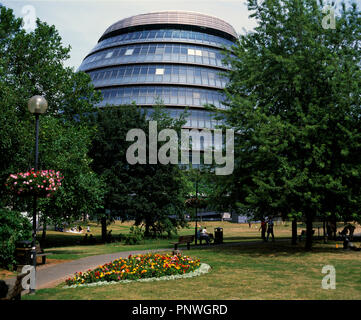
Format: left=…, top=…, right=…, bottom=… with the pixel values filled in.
left=100, top=11, right=238, bottom=41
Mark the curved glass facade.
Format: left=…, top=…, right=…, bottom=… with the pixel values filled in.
left=78, top=11, right=237, bottom=131
left=100, top=86, right=226, bottom=110
left=144, top=107, right=224, bottom=129
left=88, top=64, right=227, bottom=88
left=89, top=28, right=235, bottom=54
left=80, top=43, right=229, bottom=70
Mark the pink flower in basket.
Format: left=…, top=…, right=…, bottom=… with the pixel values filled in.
left=5, top=169, right=64, bottom=198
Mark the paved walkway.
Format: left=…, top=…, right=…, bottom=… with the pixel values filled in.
left=5, top=239, right=288, bottom=291
left=6, top=248, right=167, bottom=290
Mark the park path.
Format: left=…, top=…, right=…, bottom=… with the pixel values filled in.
left=5, top=239, right=288, bottom=291
left=34, top=248, right=168, bottom=289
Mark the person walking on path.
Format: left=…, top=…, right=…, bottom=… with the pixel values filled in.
left=266, top=218, right=275, bottom=242
left=259, top=219, right=267, bottom=242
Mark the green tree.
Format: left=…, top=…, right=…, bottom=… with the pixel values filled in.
left=36, top=117, right=105, bottom=243
left=89, top=105, right=188, bottom=239
left=218, top=0, right=361, bottom=249
left=0, top=6, right=103, bottom=232
left=0, top=208, right=32, bottom=268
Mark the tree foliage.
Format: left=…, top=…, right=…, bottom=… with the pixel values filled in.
left=217, top=0, right=361, bottom=249
left=0, top=208, right=32, bottom=268
left=0, top=6, right=104, bottom=226
left=89, top=105, right=189, bottom=238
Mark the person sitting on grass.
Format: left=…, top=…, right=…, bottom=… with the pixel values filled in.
left=343, top=236, right=360, bottom=251
left=339, top=224, right=356, bottom=240
left=83, top=233, right=89, bottom=244
left=89, top=234, right=96, bottom=245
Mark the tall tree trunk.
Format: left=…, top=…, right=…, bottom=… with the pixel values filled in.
left=305, top=216, right=313, bottom=250
left=323, top=219, right=327, bottom=243
left=101, top=216, right=107, bottom=243
left=291, top=218, right=297, bottom=245
left=332, top=215, right=337, bottom=240
left=144, top=218, right=150, bottom=238
left=41, top=215, right=47, bottom=247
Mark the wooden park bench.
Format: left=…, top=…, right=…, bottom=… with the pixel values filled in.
left=36, top=244, right=53, bottom=265
left=298, top=229, right=315, bottom=241
left=171, top=235, right=194, bottom=251
left=198, top=233, right=214, bottom=245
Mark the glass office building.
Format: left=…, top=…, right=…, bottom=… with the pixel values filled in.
left=78, top=11, right=237, bottom=133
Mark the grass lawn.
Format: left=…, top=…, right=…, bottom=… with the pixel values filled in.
left=22, top=240, right=361, bottom=300
left=37, top=220, right=293, bottom=260
left=3, top=220, right=361, bottom=299
left=2, top=220, right=288, bottom=277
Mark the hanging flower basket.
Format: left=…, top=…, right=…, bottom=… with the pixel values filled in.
left=185, top=196, right=208, bottom=209
left=5, top=169, right=64, bottom=198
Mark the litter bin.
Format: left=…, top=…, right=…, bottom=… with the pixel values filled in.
left=15, top=240, right=32, bottom=265
left=214, top=227, right=223, bottom=244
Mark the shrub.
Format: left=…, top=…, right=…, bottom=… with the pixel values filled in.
left=0, top=208, right=32, bottom=269
left=124, top=226, right=144, bottom=245
left=148, top=217, right=181, bottom=239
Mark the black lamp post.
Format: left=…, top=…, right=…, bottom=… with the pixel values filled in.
left=28, top=95, right=48, bottom=294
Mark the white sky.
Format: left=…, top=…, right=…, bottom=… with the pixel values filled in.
left=2, top=0, right=258, bottom=70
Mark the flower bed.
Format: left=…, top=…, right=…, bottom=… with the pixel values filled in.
left=5, top=169, right=63, bottom=197
left=65, top=253, right=201, bottom=286
left=64, top=263, right=211, bottom=289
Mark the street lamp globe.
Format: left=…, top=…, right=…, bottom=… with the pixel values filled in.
left=28, top=95, right=48, bottom=114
